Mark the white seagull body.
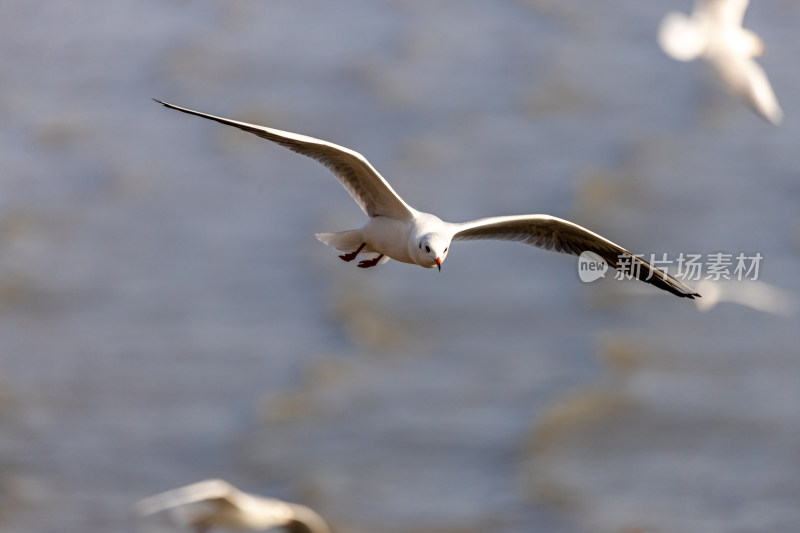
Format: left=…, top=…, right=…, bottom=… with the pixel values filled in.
left=658, top=0, right=782, bottom=125
left=154, top=99, right=699, bottom=299
left=136, top=479, right=332, bottom=533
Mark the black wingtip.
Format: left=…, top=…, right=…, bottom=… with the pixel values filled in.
left=674, top=287, right=701, bottom=300
left=152, top=98, right=167, bottom=106
left=675, top=288, right=701, bottom=300
left=653, top=275, right=700, bottom=300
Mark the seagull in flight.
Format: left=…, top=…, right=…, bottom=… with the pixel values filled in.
left=658, top=0, right=782, bottom=125
left=136, top=479, right=332, bottom=533
left=154, top=99, right=699, bottom=299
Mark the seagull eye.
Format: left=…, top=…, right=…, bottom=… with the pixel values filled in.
left=425, top=245, right=430, bottom=253
left=444, top=247, right=448, bottom=252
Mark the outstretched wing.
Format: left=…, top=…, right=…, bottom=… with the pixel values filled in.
left=452, top=215, right=700, bottom=299
left=697, top=0, right=750, bottom=27
left=136, top=479, right=241, bottom=516
left=710, top=53, right=783, bottom=125
left=154, top=99, right=416, bottom=220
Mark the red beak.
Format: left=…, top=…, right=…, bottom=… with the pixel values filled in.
left=435, top=257, right=442, bottom=272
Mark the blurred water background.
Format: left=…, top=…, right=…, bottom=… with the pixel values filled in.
left=1, top=1, right=799, bottom=532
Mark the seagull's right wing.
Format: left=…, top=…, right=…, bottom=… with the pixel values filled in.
left=710, top=53, right=782, bottom=125
left=452, top=214, right=700, bottom=299
left=136, top=479, right=241, bottom=516
left=154, top=100, right=416, bottom=220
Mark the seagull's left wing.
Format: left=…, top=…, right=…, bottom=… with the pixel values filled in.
left=153, top=100, right=417, bottom=220
left=452, top=215, right=699, bottom=299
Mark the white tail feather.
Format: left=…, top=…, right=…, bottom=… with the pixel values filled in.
left=315, top=230, right=364, bottom=252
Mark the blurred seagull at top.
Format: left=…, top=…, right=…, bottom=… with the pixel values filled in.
left=658, top=0, right=783, bottom=125
left=154, top=99, right=699, bottom=300
left=136, top=479, right=332, bottom=533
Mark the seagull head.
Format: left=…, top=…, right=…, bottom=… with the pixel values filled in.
left=418, top=234, right=450, bottom=271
